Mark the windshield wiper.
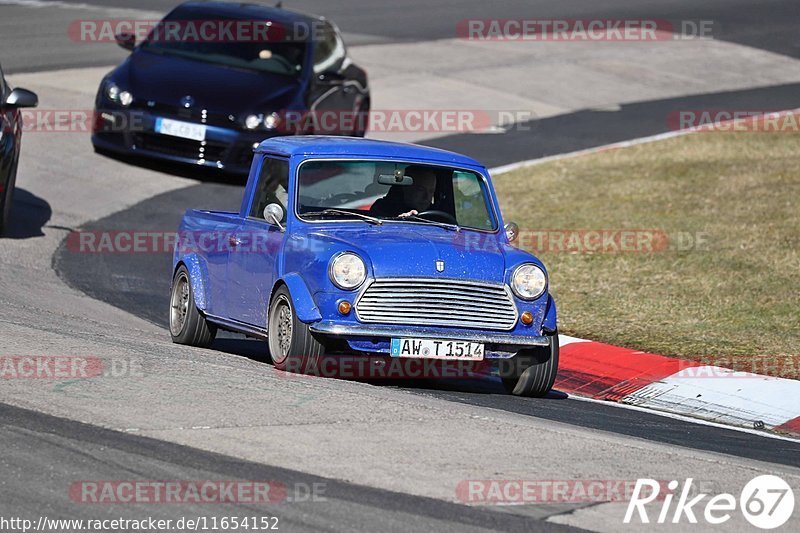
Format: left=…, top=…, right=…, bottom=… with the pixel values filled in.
left=303, top=209, right=383, bottom=225
left=401, top=215, right=460, bottom=232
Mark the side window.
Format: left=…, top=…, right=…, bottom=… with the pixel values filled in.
left=250, top=157, right=289, bottom=222
left=313, top=22, right=344, bottom=74
left=453, top=171, right=494, bottom=230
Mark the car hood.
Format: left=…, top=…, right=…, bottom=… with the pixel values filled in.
left=123, top=50, right=301, bottom=115
left=307, top=225, right=509, bottom=283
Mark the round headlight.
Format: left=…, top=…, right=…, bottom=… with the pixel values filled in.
left=106, top=83, right=120, bottom=102
left=329, top=253, right=367, bottom=290
left=264, top=112, right=280, bottom=130
left=245, top=114, right=261, bottom=130
left=511, top=264, right=547, bottom=300
left=119, top=91, right=133, bottom=107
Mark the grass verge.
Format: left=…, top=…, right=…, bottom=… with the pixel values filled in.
left=495, top=127, right=800, bottom=378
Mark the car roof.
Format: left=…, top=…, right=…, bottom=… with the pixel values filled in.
left=255, top=136, right=485, bottom=168
left=175, top=1, right=321, bottom=27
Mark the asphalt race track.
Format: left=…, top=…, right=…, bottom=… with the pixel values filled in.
left=2, top=1, right=800, bottom=531
left=51, top=177, right=800, bottom=468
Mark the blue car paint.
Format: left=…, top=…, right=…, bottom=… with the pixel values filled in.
left=173, top=136, right=556, bottom=354
left=179, top=252, right=211, bottom=311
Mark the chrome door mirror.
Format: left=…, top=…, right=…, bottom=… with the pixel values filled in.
left=264, top=203, right=285, bottom=231
left=504, top=222, right=519, bottom=243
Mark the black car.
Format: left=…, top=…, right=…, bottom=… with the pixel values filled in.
left=0, top=63, right=38, bottom=235
left=92, top=1, right=370, bottom=176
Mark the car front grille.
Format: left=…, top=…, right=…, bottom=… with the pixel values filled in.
left=355, top=278, right=518, bottom=331
left=131, top=133, right=228, bottom=162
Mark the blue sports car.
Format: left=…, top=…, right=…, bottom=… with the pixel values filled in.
left=92, top=1, right=369, bottom=175
left=170, top=137, right=559, bottom=396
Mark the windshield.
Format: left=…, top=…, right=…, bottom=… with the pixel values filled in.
left=297, top=160, right=497, bottom=231
left=140, top=10, right=306, bottom=76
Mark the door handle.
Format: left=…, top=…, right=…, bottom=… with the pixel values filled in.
left=229, top=236, right=241, bottom=247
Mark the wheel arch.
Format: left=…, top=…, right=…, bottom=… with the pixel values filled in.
left=271, top=273, right=322, bottom=323
left=173, top=254, right=210, bottom=312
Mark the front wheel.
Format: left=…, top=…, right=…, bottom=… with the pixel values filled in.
left=169, top=265, right=216, bottom=347
left=501, top=334, right=559, bottom=397
left=268, top=285, right=325, bottom=373
left=0, top=159, right=18, bottom=236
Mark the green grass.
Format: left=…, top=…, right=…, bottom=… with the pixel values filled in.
left=495, top=129, right=800, bottom=378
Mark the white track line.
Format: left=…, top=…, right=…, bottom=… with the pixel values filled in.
left=570, top=395, right=800, bottom=444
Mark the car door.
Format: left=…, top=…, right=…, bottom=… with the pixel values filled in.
left=225, top=156, right=289, bottom=327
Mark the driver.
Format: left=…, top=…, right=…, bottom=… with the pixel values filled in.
left=370, top=166, right=437, bottom=218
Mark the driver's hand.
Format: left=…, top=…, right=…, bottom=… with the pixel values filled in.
left=398, top=210, right=419, bottom=218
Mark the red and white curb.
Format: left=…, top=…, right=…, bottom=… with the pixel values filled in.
left=555, top=335, right=800, bottom=437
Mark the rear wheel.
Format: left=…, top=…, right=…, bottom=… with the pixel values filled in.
left=268, top=285, right=325, bottom=373
left=501, top=334, right=559, bottom=397
left=169, top=265, right=216, bottom=347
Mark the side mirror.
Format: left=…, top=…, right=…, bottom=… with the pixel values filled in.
left=115, top=32, right=136, bottom=51
left=4, top=88, right=38, bottom=108
left=504, top=222, right=519, bottom=243
left=263, top=203, right=285, bottom=231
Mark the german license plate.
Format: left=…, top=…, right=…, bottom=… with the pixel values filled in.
left=390, top=338, right=484, bottom=360
left=155, top=117, right=206, bottom=141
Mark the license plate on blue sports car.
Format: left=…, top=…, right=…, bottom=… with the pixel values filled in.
left=390, top=338, right=484, bottom=360
left=155, top=117, right=206, bottom=141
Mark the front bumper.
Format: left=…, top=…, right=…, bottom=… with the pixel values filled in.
left=309, top=321, right=550, bottom=359
left=92, top=107, right=278, bottom=175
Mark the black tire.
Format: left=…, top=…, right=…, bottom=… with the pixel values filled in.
left=501, top=334, right=559, bottom=397
left=268, top=285, right=325, bottom=373
left=169, top=265, right=216, bottom=347
left=0, top=159, right=18, bottom=236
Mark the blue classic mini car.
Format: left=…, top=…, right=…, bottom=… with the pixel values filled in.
left=170, top=137, right=558, bottom=396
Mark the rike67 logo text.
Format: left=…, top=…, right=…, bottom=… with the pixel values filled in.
left=625, top=476, right=795, bottom=529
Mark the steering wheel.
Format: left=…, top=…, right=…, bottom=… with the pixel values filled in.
left=416, top=209, right=458, bottom=225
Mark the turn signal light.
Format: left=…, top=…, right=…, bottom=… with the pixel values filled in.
left=520, top=311, right=534, bottom=325
left=338, top=301, right=352, bottom=315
